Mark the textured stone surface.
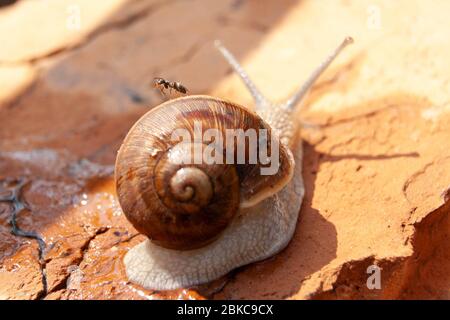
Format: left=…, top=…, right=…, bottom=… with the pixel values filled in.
left=0, top=0, right=449, bottom=299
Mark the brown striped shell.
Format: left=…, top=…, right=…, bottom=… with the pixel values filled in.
left=115, top=95, right=294, bottom=250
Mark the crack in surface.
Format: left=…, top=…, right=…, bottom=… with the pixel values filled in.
left=44, top=226, right=110, bottom=296
left=402, top=156, right=450, bottom=210
left=0, top=177, right=47, bottom=299
left=399, top=194, right=450, bottom=298
left=315, top=103, right=399, bottom=128
left=0, top=0, right=174, bottom=66
left=310, top=193, right=450, bottom=299
left=402, top=161, right=435, bottom=203
left=2, top=77, right=38, bottom=109
left=153, top=40, right=206, bottom=77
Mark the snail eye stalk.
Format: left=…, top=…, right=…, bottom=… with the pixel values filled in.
left=214, top=40, right=270, bottom=111
left=215, top=37, right=354, bottom=112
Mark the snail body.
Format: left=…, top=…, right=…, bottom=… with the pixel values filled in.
left=116, top=38, right=353, bottom=290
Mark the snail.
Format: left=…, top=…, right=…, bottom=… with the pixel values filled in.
left=115, top=37, right=353, bottom=290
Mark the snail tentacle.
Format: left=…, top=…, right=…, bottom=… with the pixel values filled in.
left=282, top=37, right=354, bottom=110
left=214, top=40, right=270, bottom=112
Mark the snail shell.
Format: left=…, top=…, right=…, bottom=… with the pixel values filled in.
left=119, top=38, right=353, bottom=290
left=115, top=96, right=294, bottom=250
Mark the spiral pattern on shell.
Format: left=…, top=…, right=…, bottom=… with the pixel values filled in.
left=115, top=96, right=294, bottom=250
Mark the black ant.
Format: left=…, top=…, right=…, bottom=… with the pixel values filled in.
left=153, top=77, right=188, bottom=97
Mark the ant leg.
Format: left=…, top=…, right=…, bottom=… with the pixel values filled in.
left=158, top=87, right=167, bottom=98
